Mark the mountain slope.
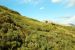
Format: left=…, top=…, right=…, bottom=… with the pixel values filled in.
left=0, top=6, right=75, bottom=50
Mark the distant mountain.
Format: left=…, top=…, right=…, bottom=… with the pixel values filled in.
left=69, top=23, right=75, bottom=26
left=0, top=5, right=75, bottom=50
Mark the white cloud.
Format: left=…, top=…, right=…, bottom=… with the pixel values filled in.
left=20, top=0, right=75, bottom=7
left=50, top=15, right=75, bottom=26
left=40, top=7, right=44, bottom=10
left=66, top=0, right=75, bottom=7
left=51, top=0, right=75, bottom=7
left=60, top=16, right=75, bottom=25
left=51, top=0, right=62, bottom=3
left=21, top=0, right=42, bottom=5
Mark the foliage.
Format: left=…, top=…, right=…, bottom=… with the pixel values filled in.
left=0, top=5, right=75, bottom=50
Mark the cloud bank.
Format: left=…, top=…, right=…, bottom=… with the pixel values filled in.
left=51, top=0, right=75, bottom=7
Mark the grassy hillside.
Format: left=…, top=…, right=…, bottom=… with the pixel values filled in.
left=0, top=5, right=75, bottom=50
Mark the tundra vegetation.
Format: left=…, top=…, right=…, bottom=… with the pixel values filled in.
left=0, top=6, right=75, bottom=50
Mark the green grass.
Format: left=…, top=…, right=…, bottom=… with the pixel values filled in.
left=0, top=5, right=75, bottom=50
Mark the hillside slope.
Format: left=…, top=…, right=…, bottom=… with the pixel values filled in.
left=0, top=6, right=75, bottom=50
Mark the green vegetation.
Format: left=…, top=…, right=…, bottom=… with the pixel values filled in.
left=0, top=5, right=75, bottom=50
